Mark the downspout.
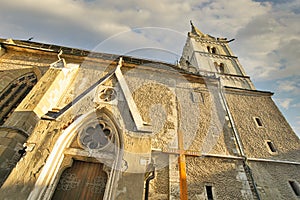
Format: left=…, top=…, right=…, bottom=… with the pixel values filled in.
left=217, top=77, right=245, bottom=157
left=144, top=167, right=155, bottom=200
left=217, top=75, right=261, bottom=200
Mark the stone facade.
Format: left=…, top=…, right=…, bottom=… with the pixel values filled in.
left=0, top=23, right=299, bottom=200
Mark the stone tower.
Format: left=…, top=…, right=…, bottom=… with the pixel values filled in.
left=180, top=21, right=255, bottom=90
left=0, top=22, right=299, bottom=200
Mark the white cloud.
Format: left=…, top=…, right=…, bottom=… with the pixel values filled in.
left=0, top=0, right=299, bottom=134
left=232, top=1, right=300, bottom=81
left=276, top=79, right=300, bottom=94
left=291, top=103, right=300, bottom=108
left=276, top=98, right=293, bottom=109
left=0, top=0, right=274, bottom=51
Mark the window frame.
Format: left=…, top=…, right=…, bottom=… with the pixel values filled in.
left=265, top=140, right=277, bottom=154
left=253, top=117, right=263, bottom=127
left=289, top=180, right=300, bottom=197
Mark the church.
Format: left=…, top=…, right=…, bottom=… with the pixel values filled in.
left=0, top=22, right=299, bottom=200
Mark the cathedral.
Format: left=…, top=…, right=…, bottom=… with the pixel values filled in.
left=0, top=22, right=299, bottom=200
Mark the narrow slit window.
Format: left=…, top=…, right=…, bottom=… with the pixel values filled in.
left=255, top=117, right=263, bottom=127
left=267, top=141, right=276, bottom=153
left=206, top=185, right=213, bottom=200
left=289, top=181, right=300, bottom=196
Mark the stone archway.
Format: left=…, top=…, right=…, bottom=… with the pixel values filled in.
left=27, top=108, right=123, bottom=200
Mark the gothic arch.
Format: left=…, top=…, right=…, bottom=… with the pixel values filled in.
left=27, top=108, right=124, bottom=200
left=0, top=72, right=37, bottom=125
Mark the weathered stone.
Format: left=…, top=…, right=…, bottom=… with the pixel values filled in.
left=0, top=23, right=299, bottom=200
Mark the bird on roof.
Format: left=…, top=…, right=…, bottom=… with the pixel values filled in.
left=27, top=37, right=34, bottom=41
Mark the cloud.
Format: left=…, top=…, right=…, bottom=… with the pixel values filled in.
left=276, top=78, right=300, bottom=95
left=232, top=0, right=300, bottom=81
left=276, top=98, right=293, bottom=109
left=0, top=0, right=273, bottom=52
left=0, top=0, right=299, bottom=136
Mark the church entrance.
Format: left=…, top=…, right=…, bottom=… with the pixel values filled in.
left=52, top=160, right=108, bottom=200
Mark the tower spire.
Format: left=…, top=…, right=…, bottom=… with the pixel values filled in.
left=190, top=20, right=204, bottom=37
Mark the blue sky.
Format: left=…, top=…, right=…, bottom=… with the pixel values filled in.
left=0, top=0, right=299, bottom=137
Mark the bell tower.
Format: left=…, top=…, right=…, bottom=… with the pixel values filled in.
left=180, top=21, right=255, bottom=89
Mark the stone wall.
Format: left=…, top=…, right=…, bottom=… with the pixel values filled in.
left=0, top=127, right=27, bottom=187
left=225, top=90, right=300, bottom=161
left=249, top=161, right=300, bottom=200
left=1, top=41, right=300, bottom=200
left=186, top=157, right=253, bottom=200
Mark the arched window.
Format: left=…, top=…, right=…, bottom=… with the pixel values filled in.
left=214, top=62, right=226, bottom=74
left=219, top=63, right=225, bottom=73
left=207, top=46, right=210, bottom=52
left=0, top=72, right=37, bottom=125
left=211, top=47, right=217, bottom=54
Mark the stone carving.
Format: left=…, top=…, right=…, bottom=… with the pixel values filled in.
left=56, top=173, right=80, bottom=191
left=79, top=119, right=114, bottom=150
left=86, top=176, right=107, bottom=194
left=99, top=88, right=117, bottom=102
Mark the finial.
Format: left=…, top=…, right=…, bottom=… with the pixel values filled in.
left=57, top=50, right=63, bottom=60
left=50, top=50, right=66, bottom=68
left=189, top=21, right=204, bottom=37
left=118, top=57, right=123, bottom=66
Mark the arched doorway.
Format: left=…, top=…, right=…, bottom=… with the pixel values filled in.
left=28, top=108, right=124, bottom=200
left=52, top=160, right=107, bottom=200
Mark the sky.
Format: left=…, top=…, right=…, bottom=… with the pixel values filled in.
left=0, top=0, right=299, bottom=137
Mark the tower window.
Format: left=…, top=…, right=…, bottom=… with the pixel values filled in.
left=266, top=141, right=277, bottom=153
left=207, top=46, right=217, bottom=54
left=214, top=62, right=226, bottom=74
left=205, top=185, right=214, bottom=200
left=254, top=117, right=263, bottom=127
left=211, top=47, right=217, bottom=54
left=289, top=181, right=300, bottom=196
left=207, top=46, right=210, bottom=52
left=219, top=63, right=225, bottom=73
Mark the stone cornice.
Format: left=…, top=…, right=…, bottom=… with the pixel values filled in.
left=224, top=86, right=274, bottom=96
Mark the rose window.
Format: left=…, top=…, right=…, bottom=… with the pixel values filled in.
left=79, top=120, right=114, bottom=150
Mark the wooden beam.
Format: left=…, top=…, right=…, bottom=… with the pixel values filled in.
left=178, top=130, right=188, bottom=200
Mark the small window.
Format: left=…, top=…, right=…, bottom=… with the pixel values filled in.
left=219, top=63, right=225, bottom=73
left=191, top=92, right=204, bottom=103
left=205, top=185, right=214, bottom=200
left=289, top=181, right=300, bottom=196
left=266, top=141, right=277, bottom=153
left=254, top=117, right=263, bottom=127
left=207, top=46, right=210, bottom=52
left=211, top=47, right=217, bottom=54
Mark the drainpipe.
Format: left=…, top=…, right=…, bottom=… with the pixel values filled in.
left=144, top=167, right=155, bottom=200
left=217, top=78, right=245, bottom=157
left=217, top=75, right=261, bottom=200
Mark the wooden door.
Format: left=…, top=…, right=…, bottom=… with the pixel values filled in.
left=52, top=160, right=107, bottom=200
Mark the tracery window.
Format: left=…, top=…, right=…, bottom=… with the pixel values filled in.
left=0, top=72, right=37, bottom=125
left=79, top=117, right=116, bottom=151
left=52, top=111, right=122, bottom=200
